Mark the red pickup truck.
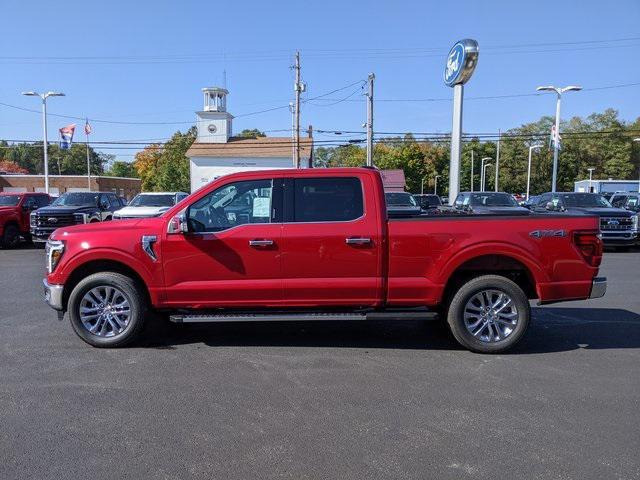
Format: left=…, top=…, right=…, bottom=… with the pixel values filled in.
left=0, top=192, right=51, bottom=248
left=42, top=168, right=606, bottom=353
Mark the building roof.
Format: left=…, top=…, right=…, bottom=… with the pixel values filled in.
left=380, top=169, right=406, bottom=192
left=187, top=136, right=313, bottom=158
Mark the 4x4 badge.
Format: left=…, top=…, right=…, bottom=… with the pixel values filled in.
left=530, top=230, right=566, bottom=239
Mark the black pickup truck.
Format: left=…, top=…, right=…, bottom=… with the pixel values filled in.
left=30, top=191, right=125, bottom=242
left=532, top=192, right=638, bottom=247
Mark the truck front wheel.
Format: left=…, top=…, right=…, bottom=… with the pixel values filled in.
left=1, top=224, right=20, bottom=249
left=67, top=272, right=147, bottom=348
left=447, top=275, right=530, bottom=353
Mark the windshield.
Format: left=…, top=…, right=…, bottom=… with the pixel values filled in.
left=129, top=194, right=175, bottom=207
left=51, top=192, right=99, bottom=206
left=385, top=193, right=417, bottom=206
left=470, top=193, right=518, bottom=207
left=560, top=193, right=612, bottom=208
left=0, top=195, right=21, bottom=206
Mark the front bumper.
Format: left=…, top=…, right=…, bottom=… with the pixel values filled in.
left=600, top=230, right=637, bottom=246
left=43, top=279, right=64, bottom=311
left=589, top=277, right=607, bottom=299
left=31, top=227, right=56, bottom=242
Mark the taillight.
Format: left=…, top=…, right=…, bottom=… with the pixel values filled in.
left=573, top=230, right=602, bottom=267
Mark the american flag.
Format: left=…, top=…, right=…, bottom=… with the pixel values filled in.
left=84, top=119, right=92, bottom=135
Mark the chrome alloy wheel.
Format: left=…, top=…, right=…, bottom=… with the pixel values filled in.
left=463, top=289, right=519, bottom=343
left=79, top=286, right=131, bottom=337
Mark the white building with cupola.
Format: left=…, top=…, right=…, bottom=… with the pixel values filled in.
left=187, top=87, right=312, bottom=192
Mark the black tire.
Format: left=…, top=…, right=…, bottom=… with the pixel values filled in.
left=1, top=224, right=21, bottom=249
left=67, top=272, right=147, bottom=348
left=446, top=275, right=530, bottom=353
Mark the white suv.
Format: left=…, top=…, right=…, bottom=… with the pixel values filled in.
left=113, top=192, right=189, bottom=219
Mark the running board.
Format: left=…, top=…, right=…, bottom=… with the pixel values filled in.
left=169, top=311, right=437, bottom=323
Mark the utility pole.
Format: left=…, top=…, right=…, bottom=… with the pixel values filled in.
left=293, top=52, right=302, bottom=168
left=365, top=73, right=375, bottom=167
left=495, top=129, right=501, bottom=191
left=434, top=175, right=441, bottom=195
left=289, top=102, right=295, bottom=166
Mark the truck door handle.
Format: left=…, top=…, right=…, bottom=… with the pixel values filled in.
left=345, top=237, right=371, bottom=245
left=249, top=239, right=274, bottom=247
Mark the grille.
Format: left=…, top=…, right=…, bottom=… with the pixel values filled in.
left=600, top=216, right=633, bottom=231
left=34, top=213, right=78, bottom=228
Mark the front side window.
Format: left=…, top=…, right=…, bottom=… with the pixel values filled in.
left=187, top=179, right=273, bottom=233
left=293, top=177, right=363, bottom=222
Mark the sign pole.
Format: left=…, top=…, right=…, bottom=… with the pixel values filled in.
left=443, top=39, right=478, bottom=205
left=448, top=83, right=464, bottom=204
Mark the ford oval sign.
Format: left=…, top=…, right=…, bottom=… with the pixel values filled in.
left=444, top=39, right=479, bottom=87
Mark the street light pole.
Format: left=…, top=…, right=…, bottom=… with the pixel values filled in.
left=22, top=91, right=65, bottom=194
left=470, top=149, right=474, bottom=192
left=587, top=167, right=595, bottom=193
left=536, top=85, right=582, bottom=192
left=480, top=157, right=491, bottom=192
left=634, top=138, right=640, bottom=192
left=482, top=163, right=492, bottom=192
left=526, top=144, right=542, bottom=200
left=434, top=175, right=441, bottom=195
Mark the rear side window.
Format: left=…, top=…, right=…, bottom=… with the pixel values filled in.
left=36, top=195, right=50, bottom=207
left=293, top=177, right=363, bottom=222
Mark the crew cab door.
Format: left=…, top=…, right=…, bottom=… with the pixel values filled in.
left=281, top=174, right=383, bottom=307
left=161, top=176, right=284, bottom=307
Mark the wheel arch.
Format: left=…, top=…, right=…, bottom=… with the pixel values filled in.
left=440, top=253, right=540, bottom=306
left=62, top=259, right=152, bottom=311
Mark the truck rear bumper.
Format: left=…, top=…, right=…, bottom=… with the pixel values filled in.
left=43, top=279, right=64, bottom=311
left=589, top=277, right=607, bottom=299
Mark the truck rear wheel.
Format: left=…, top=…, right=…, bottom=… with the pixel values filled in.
left=67, top=272, right=147, bottom=348
left=446, top=275, right=530, bottom=353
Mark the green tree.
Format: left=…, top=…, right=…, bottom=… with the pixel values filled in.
left=106, top=160, right=138, bottom=178
left=237, top=129, right=266, bottom=139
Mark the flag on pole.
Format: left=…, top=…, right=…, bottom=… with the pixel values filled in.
left=84, top=118, right=92, bottom=136
left=59, top=124, right=76, bottom=150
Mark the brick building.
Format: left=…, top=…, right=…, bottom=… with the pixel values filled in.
left=0, top=175, right=141, bottom=199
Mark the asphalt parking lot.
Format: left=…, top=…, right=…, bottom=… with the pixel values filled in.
left=1, top=246, right=639, bottom=480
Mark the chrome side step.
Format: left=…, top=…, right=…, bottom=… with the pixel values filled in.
left=169, top=311, right=437, bottom=323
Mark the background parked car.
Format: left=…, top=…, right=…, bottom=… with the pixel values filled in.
left=0, top=192, right=51, bottom=248
left=413, top=194, right=442, bottom=211
left=113, top=192, right=189, bottom=219
left=453, top=192, right=531, bottom=215
left=532, top=192, right=638, bottom=248
left=30, top=191, right=125, bottom=242
left=384, top=192, right=422, bottom=217
left=609, top=192, right=638, bottom=208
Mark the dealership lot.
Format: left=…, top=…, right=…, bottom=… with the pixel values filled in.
left=1, top=246, right=639, bottom=480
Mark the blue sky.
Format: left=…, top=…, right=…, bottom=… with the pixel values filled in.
left=1, top=0, right=639, bottom=161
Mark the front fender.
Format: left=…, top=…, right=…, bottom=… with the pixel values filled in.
left=49, top=247, right=164, bottom=305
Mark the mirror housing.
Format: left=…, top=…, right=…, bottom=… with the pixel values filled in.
left=167, top=211, right=189, bottom=234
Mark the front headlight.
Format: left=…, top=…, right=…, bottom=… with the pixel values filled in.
left=30, top=212, right=37, bottom=227
left=45, top=240, right=65, bottom=273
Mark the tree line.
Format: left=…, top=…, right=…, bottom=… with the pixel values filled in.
left=2, top=109, right=639, bottom=195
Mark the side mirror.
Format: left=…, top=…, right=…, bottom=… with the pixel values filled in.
left=167, top=212, right=189, bottom=234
